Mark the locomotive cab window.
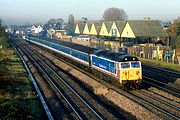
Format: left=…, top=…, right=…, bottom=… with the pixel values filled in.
left=131, top=62, right=140, bottom=68
left=121, top=62, right=130, bottom=69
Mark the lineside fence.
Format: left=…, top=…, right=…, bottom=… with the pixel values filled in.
left=128, top=46, right=180, bottom=65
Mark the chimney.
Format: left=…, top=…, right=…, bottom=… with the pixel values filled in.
left=144, top=17, right=150, bottom=21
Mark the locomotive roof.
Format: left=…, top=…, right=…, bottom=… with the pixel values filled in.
left=42, top=38, right=97, bottom=54
left=93, top=49, right=139, bottom=62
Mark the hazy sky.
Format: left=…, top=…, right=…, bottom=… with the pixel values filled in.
left=0, top=0, right=179, bottom=25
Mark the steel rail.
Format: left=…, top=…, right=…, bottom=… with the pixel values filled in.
left=143, top=76, right=180, bottom=91
left=12, top=42, right=83, bottom=120
left=10, top=42, right=54, bottom=120
left=127, top=91, right=180, bottom=120
left=138, top=90, right=180, bottom=111
left=25, top=43, right=104, bottom=120
left=143, top=76, right=180, bottom=97
left=142, top=64, right=180, bottom=77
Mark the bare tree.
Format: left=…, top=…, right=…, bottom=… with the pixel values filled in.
left=103, top=7, right=128, bottom=21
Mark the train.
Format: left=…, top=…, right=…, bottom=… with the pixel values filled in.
left=25, top=36, right=142, bottom=88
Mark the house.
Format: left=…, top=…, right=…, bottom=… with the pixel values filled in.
left=54, top=30, right=67, bottom=39
left=74, top=24, right=80, bottom=34
left=47, top=28, right=56, bottom=38
left=31, top=25, right=43, bottom=34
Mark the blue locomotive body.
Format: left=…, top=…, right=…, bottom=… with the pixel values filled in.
left=91, top=55, right=117, bottom=76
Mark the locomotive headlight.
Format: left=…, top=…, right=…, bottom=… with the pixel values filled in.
left=125, top=71, right=127, bottom=75
left=136, top=71, right=140, bottom=75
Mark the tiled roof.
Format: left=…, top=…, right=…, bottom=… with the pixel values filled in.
left=94, top=22, right=103, bottom=34
left=78, top=23, right=85, bottom=33
left=128, top=20, right=168, bottom=37
left=104, top=22, right=113, bottom=32
left=115, top=21, right=126, bottom=34
left=75, top=20, right=168, bottom=37
left=87, top=23, right=92, bottom=29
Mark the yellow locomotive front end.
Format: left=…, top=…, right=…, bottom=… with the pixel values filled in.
left=119, top=61, right=142, bottom=84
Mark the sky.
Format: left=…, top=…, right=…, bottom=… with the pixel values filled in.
left=0, top=0, right=180, bottom=25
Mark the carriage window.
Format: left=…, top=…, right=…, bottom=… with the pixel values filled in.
left=131, top=62, right=140, bottom=68
left=121, top=63, right=130, bottom=69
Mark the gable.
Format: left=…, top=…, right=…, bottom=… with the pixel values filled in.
left=31, top=25, right=36, bottom=29
left=121, top=22, right=136, bottom=38
left=83, top=23, right=90, bottom=34
left=99, top=22, right=109, bottom=36
left=89, top=23, right=97, bottom=35
left=109, top=22, right=120, bottom=37
left=75, top=24, right=80, bottom=34
left=38, top=25, right=42, bottom=29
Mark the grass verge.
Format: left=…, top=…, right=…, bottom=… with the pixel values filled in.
left=0, top=36, right=46, bottom=119
left=139, top=57, right=180, bottom=72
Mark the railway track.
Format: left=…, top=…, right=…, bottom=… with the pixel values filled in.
left=142, top=76, right=180, bottom=97
left=11, top=41, right=103, bottom=119
left=11, top=41, right=80, bottom=119
left=142, top=64, right=180, bottom=97
left=10, top=43, right=54, bottom=120
left=14, top=38, right=180, bottom=120
left=142, top=64, right=180, bottom=77
left=127, top=89, right=180, bottom=120
left=11, top=39, right=130, bottom=119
